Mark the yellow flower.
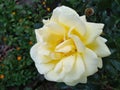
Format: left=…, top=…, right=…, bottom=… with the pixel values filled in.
left=46, top=7, right=50, bottom=12
left=42, top=1, right=46, bottom=5
left=12, top=11, right=16, bottom=15
left=30, top=6, right=111, bottom=86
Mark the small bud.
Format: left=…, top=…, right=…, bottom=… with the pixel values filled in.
left=85, top=8, right=94, bottom=16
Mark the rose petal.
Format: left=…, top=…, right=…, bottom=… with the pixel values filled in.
left=83, top=48, right=98, bottom=76
left=63, top=54, right=85, bottom=83
left=54, top=55, right=75, bottom=73
left=43, top=19, right=49, bottom=24
left=45, top=21, right=65, bottom=35
left=83, top=23, right=104, bottom=44
left=51, top=6, right=79, bottom=22
left=35, top=29, right=44, bottom=43
left=35, top=27, right=63, bottom=46
left=69, top=34, right=85, bottom=53
left=65, top=76, right=87, bottom=86
left=55, top=39, right=75, bottom=53
left=45, top=55, right=76, bottom=82
left=87, top=37, right=111, bottom=57
left=35, top=63, right=55, bottom=74
left=30, top=43, right=51, bottom=64
left=98, top=57, right=103, bottom=68
left=79, top=15, right=87, bottom=22
left=51, top=6, right=86, bottom=36
left=45, top=70, right=62, bottom=82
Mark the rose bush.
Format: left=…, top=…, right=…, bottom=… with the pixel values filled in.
left=30, top=6, right=111, bottom=86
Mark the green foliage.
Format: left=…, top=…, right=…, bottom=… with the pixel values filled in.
left=0, top=0, right=47, bottom=89
left=0, top=0, right=120, bottom=89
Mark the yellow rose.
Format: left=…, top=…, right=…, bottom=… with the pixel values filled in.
left=30, top=6, right=111, bottom=86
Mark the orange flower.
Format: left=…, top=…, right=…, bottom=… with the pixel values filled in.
left=16, top=47, right=20, bottom=50
left=29, top=41, right=33, bottom=45
left=0, top=74, right=4, bottom=79
left=17, top=56, right=22, bottom=61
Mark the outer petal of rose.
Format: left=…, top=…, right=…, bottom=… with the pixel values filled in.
left=35, top=63, right=55, bottom=74
left=45, top=70, right=63, bottom=82
left=63, top=54, right=85, bottom=84
left=54, top=55, right=75, bottom=73
left=87, top=37, right=111, bottom=57
left=51, top=6, right=79, bottom=22
left=51, top=6, right=86, bottom=36
left=35, top=29, right=44, bottom=43
left=79, top=15, right=87, bottom=22
left=45, top=66, right=64, bottom=82
left=69, top=34, right=85, bottom=53
left=30, top=43, right=51, bottom=64
left=35, top=27, right=63, bottom=46
left=97, top=57, right=103, bottom=68
left=64, top=68, right=87, bottom=86
left=43, top=19, right=49, bottom=24
left=65, top=76, right=87, bottom=86
left=83, top=23, right=104, bottom=45
left=45, top=21, right=65, bottom=36
left=45, top=55, right=75, bottom=82
left=83, top=48, right=98, bottom=76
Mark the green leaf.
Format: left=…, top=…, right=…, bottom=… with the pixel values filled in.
left=115, top=0, right=120, bottom=5
left=111, top=60, right=120, bottom=71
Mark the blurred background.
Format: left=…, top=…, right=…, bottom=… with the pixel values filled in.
left=0, top=0, right=120, bottom=90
